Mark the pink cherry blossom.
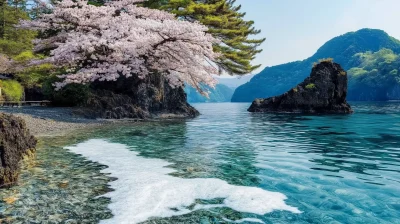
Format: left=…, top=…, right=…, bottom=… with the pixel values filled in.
left=20, top=0, right=220, bottom=94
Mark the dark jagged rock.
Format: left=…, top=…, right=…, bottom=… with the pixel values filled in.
left=24, top=86, right=45, bottom=101
left=0, top=113, right=37, bottom=188
left=248, top=61, right=353, bottom=114
left=77, top=73, right=199, bottom=119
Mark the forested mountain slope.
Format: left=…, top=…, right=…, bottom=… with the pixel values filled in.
left=232, top=29, right=400, bottom=102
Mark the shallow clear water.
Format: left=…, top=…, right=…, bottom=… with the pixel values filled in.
left=1, top=102, right=400, bottom=223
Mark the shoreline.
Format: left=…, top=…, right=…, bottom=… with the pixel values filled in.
left=14, top=113, right=107, bottom=137
left=0, top=107, right=107, bottom=137
left=0, top=107, right=195, bottom=137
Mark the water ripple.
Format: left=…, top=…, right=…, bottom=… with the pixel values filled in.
left=0, top=102, right=399, bottom=223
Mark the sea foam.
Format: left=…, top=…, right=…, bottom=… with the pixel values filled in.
left=66, top=139, right=300, bottom=224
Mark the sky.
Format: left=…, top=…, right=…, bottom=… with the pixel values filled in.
left=235, top=0, right=400, bottom=74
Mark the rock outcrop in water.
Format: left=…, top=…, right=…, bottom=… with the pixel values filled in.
left=0, top=113, right=37, bottom=188
left=248, top=61, right=353, bottom=114
left=78, top=73, right=199, bottom=119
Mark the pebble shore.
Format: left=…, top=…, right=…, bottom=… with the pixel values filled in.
left=0, top=107, right=107, bottom=137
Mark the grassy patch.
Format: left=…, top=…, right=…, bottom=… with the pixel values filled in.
left=305, top=83, right=316, bottom=89
left=313, top=58, right=334, bottom=67
left=0, top=80, right=24, bottom=101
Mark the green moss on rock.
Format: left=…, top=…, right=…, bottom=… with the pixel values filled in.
left=305, top=83, right=316, bottom=89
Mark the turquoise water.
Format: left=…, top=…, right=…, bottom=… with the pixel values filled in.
left=1, top=102, right=400, bottom=223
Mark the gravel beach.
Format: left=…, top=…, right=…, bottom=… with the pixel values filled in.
left=0, top=107, right=107, bottom=137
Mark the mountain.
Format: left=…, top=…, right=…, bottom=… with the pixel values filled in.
left=347, top=48, right=400, bottom=101
left=216, top=75, right=255, bottom=89
left=232, top=29, right=400, bottom=102
left=185, top=84, right=234, bottom=103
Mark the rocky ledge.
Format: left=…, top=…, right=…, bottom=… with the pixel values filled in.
left=248, top=61, right=353, bottom=114
left=0, top=113, right=37, bottom=188
left=77, top=73, right=199, bottom=119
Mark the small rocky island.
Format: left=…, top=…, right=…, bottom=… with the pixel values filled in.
left=248, top=61, right=353, bottom=114
left=0, top=113, right=37, bottom=188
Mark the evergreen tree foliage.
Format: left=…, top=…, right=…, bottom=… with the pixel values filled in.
left=0, top=0, right=51, bottom=96
left=347, top=48, right=400, bottom=101
left=0, top=79, right=24, bottom=101
left=0, top=0, right=35, bottom=56
left=147, top=0, right=265, bottom=75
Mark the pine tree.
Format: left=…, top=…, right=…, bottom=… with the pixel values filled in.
left=147, top=0, right=265, bottom=75
left=0, top=0, right=35, bottom=56
left=0, top=0, right=7, bottom=39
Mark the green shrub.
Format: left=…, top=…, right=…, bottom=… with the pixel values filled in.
left=0, top=39, right=30, bottom=57
left=305, top=83, right=316, bottom=89
left=12, top=51, right=55, bottom=88
left=313, top=58, right=334, bottom=68
left=390, top=69, right=398, bottom=75
left=13, top=50, right=35, bottom=61
left=348, top=67, right=368, bottom=77
left=319, top=58, right=334, bottom=63
left=42, top=77, right=90, bottom=106
left=0, top=80, right=24, bottom=101
left=16, top=63, right=54, bottom=88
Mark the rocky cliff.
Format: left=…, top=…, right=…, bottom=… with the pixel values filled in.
left=248, top=61, right=353, bottom=114
left=79, top=73, right=199, bottom=119
left=0, top=113, right=37, bottom=188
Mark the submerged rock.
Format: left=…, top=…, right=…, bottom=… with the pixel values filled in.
left=0, top=113, right=37, bottom=188
left=76, top=73, right=199, bottom=119
left=248, top=61, right=353, bottom=114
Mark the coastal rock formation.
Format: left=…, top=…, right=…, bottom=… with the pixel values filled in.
left=79, top=73, right=199, bottom=119
left=0, top=113, right=37, bottom=188
left=248, top=61, right=353, bottom=114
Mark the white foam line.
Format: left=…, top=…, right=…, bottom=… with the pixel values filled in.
left=66, top=139, right=301, bottom=224
left=222, top=217, right=266, bottom=223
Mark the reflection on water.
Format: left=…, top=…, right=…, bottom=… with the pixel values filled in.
left=0, top=102, right=399, bottom=223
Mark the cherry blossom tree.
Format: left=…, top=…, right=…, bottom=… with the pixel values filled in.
left=19, top=0, right=220, bottom=94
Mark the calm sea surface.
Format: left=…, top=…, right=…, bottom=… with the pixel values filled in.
left=0, top=102, right=399, bottom=224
